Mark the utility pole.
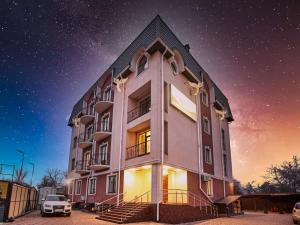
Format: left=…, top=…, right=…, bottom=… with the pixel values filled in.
left=29, top=162, right=34, bottom=186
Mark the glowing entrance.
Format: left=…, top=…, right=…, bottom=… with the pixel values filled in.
left=163, top=165, right=187, bottom=204
left=123, top=165, right=152, bottom=202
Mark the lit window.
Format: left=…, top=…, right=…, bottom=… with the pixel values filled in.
left=202, top=91, right=209, bottom=106
left=203, top=117, right=210, bottom=134
left=107, top=175, right=117, bottom=194
left=207, top=179, right=213, bottom=196
left=137, top=55, right=148, bottom=75
left=205, top=146, right=212, bottom=164
left=75, top=180, right=82, bottom=195
left=88, top=177, right=96, bottom=195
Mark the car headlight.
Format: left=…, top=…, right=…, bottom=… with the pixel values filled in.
left=66, top=204, right=71, bottom=208
left=44, top=204, right=52, bottom=208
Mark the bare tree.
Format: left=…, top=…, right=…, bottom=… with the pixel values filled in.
left=38, top=169, right=66, bottom=188
left=15, top=169, right=28, bottom=184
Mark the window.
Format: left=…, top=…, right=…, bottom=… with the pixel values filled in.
left=107, top=174, right=117, bottom=194
left=170, top=61, right=177, bottom=74
left=221, top=129, right=226, bottom=151
left=73, top=136, right=77, bottom=148
left=99, top=143, right=108, bottom=165
left=101, top=114, right=110, bottom=132
left=223, top=154, right=228, bottom=176
left=83, top=151, right=91, bottom=170
left=75, top=180, right=82, bottom=195
left=103, top=87, right=111, bottom=101
left=88, top=101, right=94, bottom=115
left=88, top=177, right=96, bottom=195
left=71, top=158, right=75, bottom=170
left=137, top=130, right=151, bottom=155
left=202, top=90, right=209, bottom=106
left=205, top=146, right=212, bottom=164
left=203, top=117, right=210, bottom=134
left=207, top=179, right=213, bottom=196
left=137, top=55, right=148, bottom=75
left=68, top=181, right=73, bottom=195
left=139, top=96, right=151, bottom=116
left=86, top=125, right=93, bottom=141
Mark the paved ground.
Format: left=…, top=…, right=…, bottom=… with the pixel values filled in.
left=1, top=210, right=293, bottom=225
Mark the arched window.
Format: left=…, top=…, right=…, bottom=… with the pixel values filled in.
left=170, top=61, right=178, bottom=74
left=137, top=55, right=148, bottom=75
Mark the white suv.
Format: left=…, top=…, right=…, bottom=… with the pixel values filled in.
left=41, top=195, right=72, bottom=217
left=293, top=202, right=300, bottom=224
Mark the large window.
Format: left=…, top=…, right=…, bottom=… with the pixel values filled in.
left=204, top=146, right=212, bottom=164
left=207, top=179, right=213, bottom=196
left=137, top=55, right=148, bottom=75
left=99, top=143, right=108, bottom=165
left=75, top=180, right=82, bottom=195
left=101, top=114, right=110, bottom=132
left=137, top=130, right=151, bottom=155
left=103, top=87, right=111, bottom=101
left=107, top=174, right=117, bottom=194
left=88, top=177, right=96, bottom=195
left=203, top=117, right=210, bottom=135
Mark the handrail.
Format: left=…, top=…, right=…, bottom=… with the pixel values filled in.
left=95, top=193, right=125, bottom=215
left=126, top=140, right=151, bottom=159
left=127, top=98, right=151, bottom=122
left=120, top=191, right=150, bottom=222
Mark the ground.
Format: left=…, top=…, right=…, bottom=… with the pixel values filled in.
left=1, top=210, right=293, bottom=225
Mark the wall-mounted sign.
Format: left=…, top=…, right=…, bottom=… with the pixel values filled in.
left=170, top=85, right=197, bottom=121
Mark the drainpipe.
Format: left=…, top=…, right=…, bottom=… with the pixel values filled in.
left=73, top=121, right=81, bottom=202
left=218, top=115, right=226, bottom=198
left=157, top=48, right=168, bottom=222
left=195, top=93, right=203, bottom=191
left=117, top=77, right=126, bottom=206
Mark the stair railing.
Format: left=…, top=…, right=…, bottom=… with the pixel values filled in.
left=162, top=189, right=218, bottom=217
left=120, top=191, right=151, bottom=222
left=95, top=192, right=125, bottom=216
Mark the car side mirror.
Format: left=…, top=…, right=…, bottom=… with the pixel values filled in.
left=42, top=198, right=45, bottom=202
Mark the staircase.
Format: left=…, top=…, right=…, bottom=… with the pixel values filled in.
left=96, top=192, right=152, bottom=224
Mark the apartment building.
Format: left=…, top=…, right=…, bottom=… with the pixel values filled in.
left=66, top=16, right=234, bottom=223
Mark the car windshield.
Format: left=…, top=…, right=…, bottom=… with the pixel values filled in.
left=46, top=196, right=67, bottom=201
left=295, top=203, right=300, bottom=209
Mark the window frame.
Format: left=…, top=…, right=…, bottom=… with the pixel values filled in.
left=88, top=177, right=97, bottom=195
left=103, top=86, right=111, bottom=102
left=75, top=180, right=82, bottom=195
left=106, top=174, right=117, bottom=195
left=68, top=181, right=74, bottom=195
left=203, top=116, right=211, bottom=135
left=201, top=90, right=209, bottom=107
left=100, top=113, right=110, bottom=132
left=204, top=146, right=212, bottom=164
left=136, top=54, right=149, bottom=76
left=99, top=142, right=108, bottom=165
left=170, top=61, right=178, bottom=75
left=207, top=179, right=214, bottom=197
left=73, top=136, right=77, bottom=149
left=86, top=124, right=93, bottom=141
left=71, top=158, right=75, bottom=170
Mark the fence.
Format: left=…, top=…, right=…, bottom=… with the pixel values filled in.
left=0, top=180, right=38, bottom=222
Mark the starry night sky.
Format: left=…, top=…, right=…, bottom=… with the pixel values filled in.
left=0, top=0, right=299, bottom=185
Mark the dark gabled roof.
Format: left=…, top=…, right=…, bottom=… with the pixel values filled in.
left=68, top=15, right=233, bottom=126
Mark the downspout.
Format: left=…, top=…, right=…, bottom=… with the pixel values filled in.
left=157, top=48, right=168, bottom=222
left=73, top=121, right=81, bottom=202
left=218, top=116, right=226, bottom=198
left=117, top=77, right=126, bottom=205
left=196, top=93, right=203, bottom=191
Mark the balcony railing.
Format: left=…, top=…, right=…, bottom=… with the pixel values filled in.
left=96, top=121, right=111, bottom=132
left=127, top=98, right=151, bottom=123
left=126, top=140, right=150, bottom=160
left=76, top=159, right=91, bottom=172
left=92, top=152, right=110, bottom=166
left=78, top=132, right=93, bottom=143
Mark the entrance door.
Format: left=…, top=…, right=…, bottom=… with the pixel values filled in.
left=163, top=175, right=168, bottom=203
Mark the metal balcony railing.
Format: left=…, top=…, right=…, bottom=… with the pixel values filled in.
left=96, top=121, right=111, bottom=132
left=81, top=106, right=95, bottom=116
left=76, top=159, right=91, bottom=171
left=95, top=93, right=111, bottom=103
left=78, top=132, right=93, bottom=143
left=92, top=152, right=110, bottom=166
left=127, top=98, right=151, bottom=123
left=126, top=140, right=150, bottom=160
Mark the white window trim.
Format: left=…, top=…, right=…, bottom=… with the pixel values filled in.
left=202, top=90, right=209, bottom=107
left=106, top=174, right=117, bottom=195
left=136, top=54, right=149, bottom=76
left=86, top=124, right=93, bottom=141
left=88, top=177, right=97, bottom=195
left=103, top=86, right=111, bottom=102
left=207, top=179, right=214, bottom=197
left=75, top=180, right=82, bottom=195
left=203, top=116, right=211, bottom=135
left=100, top=112, right=110, bottom=132
left=204, top=146, right=212, bottom=165
left=99, top=142, right=108, bottom=164
left=170, top=60, right=179, bottom=75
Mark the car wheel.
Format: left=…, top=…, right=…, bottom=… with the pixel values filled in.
left=66, top=213, right=71, bottom=217
left=293, top=220, right=298, bottom=224
left=41, top=212, right=46, bottom=217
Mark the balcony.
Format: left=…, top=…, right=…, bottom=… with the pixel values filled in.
left=93, top=122, right=111, bottom=142
left=94, top=95, right=113, bottom=114
left=75, top=160, right=91, bottom=174
left=126, top=139, right=151, bottom=160
left=90, top=153, right=110, bottom=171
left=80, top=107, right=95, bottom=125
left=78, top=133, right=93, bottom=149
left=127, top=97, right=151, bottom=123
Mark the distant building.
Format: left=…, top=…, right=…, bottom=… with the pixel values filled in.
left=66, top=16, right=234, bottom=223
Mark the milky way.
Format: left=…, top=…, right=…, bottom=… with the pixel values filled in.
left=0, top=0, right=299, bottom=184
